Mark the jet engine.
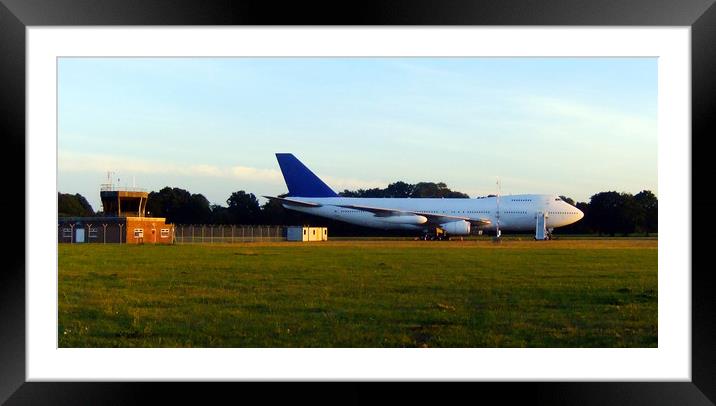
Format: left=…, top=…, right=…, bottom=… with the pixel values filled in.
left=440, top=220, right=471, bottom=235
left=379, top=215, right=428, bottom=225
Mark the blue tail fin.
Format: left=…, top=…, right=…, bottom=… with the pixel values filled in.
left=275, top=153, right=338, bottom=198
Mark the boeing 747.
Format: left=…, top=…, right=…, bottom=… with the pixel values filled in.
left=265, top=153, right=584, bottom=240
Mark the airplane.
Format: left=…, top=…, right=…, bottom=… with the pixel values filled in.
left=265, top=153, right=584, bottom=240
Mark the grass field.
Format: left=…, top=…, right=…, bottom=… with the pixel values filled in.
left=58, top=239, right=657, bottom=348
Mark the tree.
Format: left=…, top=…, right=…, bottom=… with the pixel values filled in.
left=260, top=198, right=287, bottom=225
left=617, top=194, right=644, bottom=236
left=147, top=187, right=189, bottom=222
left=410, top=182, right=469, bottom=198
left=634, top=190, right=658, bottom=235
left=227, top=191, right=261, bottom=224
left=558, top=200, right=591, bottom=234
left=410, top=182, right=440, bottom=198
left=147, top=187, right=211, bottom=224
left=260, top=194, right=307, bottom=225
left=210, top=204, right=233, bottom=224
left=588, top=191, right=642, bottom=236
left=559, top=195, right=576, bottom=206
left=340, top=181, right=469, bottom=199
left=359, top=188, right=386, bottom=198
left=58, top=193, right=95, bottom=217
left=188, top=194, right=213, bottom=224
left=384, top=181, right=413, bottom=198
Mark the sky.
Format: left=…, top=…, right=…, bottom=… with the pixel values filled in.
left=58, top=57, right=657, bottom=212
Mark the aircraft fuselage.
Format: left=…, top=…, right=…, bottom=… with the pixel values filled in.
left=282, top=194, right=583, bottom=234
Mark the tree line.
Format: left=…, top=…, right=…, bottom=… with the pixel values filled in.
left=559, top=190, right=657, bottom=236
left=58, top=183, right=657, bottom=236
left=58, top=193, right=95, bottom=217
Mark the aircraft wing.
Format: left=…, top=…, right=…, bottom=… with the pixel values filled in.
left=263, top=196, right=322, bottom=208
left=335, top=204, right=491, bottom=226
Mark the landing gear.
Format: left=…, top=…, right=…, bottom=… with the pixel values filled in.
left=421, top=234, right=450, bottom=241
left=421, top=228, right=451, bottom=241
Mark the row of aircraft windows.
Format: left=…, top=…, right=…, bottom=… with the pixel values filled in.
left=420, top=210, right=492, bottom=214
left=510, top=199, right=532, bottom=202
left=336, top=209, right=504, bottom=215
left=335, top=209, right=577, bottom=215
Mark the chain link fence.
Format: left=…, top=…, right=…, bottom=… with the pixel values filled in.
left=174, top=225, right=287, bottom=244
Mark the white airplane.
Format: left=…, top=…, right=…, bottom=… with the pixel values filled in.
left=266, top=153, right=584, bottom=240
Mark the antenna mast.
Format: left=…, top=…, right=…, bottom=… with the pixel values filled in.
left=496, top=177, right=502, bottom=239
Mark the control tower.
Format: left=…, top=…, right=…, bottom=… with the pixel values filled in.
left=100, top=186, right=148, bottom=217
left=99, top=173, right=148, bottom=217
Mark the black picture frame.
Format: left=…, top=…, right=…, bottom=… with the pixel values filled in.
left=1, top=0, right=713, bottom=404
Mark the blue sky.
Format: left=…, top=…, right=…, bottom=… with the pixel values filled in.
left=58, top=57, right=657, bottom=212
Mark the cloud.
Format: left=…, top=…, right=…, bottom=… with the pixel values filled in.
left=322, top=175, right=386, bottom=192
left=58, top=150, right=384, bottom=191
left=229, top=166, right=282, bottom=181
left=189, top=164, right=224, bottom=177
left=59, top=151, right=172, bottom=174
left=58, top=150, right=283, bottom=183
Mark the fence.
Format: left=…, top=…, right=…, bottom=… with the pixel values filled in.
left=174, top=225, right=287, bottom=244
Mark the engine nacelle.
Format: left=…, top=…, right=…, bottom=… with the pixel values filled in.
left=379, top=215, right=428, bottom=225
left=440, top=220, right=471, bottom=235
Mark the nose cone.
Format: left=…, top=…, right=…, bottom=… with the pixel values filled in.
left=576, top=208, right=584, bottom=222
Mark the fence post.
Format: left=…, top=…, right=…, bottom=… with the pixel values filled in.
left=210, top=225, right=213, bottom=244
left=231, top=225, right=235, bottom=244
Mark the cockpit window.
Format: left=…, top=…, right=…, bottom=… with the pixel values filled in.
left=555, top=198, right=561, bottom=201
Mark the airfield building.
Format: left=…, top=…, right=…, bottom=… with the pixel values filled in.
left=58, top=184, right=174, bottom=244
left=287, top=226, right=328, bottom=242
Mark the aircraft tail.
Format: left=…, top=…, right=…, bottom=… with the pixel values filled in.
left=275, top=153, right=338, bottom=198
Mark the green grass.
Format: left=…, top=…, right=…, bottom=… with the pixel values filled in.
left=58, top=239, right=657, bottom=348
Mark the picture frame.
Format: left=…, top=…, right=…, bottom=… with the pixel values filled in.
left=1, top=0, right=712, bottom=404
